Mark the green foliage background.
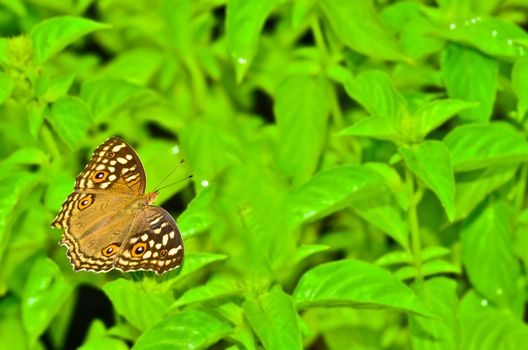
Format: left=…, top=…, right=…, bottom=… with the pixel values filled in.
left=1, top=0, right=528, bottom=349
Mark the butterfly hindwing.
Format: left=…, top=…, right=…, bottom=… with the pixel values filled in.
left=114, top=206, right=184, bottom=274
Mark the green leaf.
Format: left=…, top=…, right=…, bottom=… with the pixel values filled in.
left=422, top=246, right=451, bottom=262
left=512, top=57, right=528, bottom=121
left=412, top=99, right=476, bottom=139
left=436, top=17, right=528, bottom=59
left=395, top=260, right=461, bottom=280
left=293, top=259, right=432, bottom=316
left=0, top=174, right=39, bottom=261
left=290, top=165, right=386, bottom=224
left=459, top=290, right=528, bottom=350
left=162, top=252, right=228, bottom=284
left=274, top=75, right=330, bottom=184
left=78, top=338, right=128, bottom=350
left=319, top=0, right=408, bottom=61
left=133, top=310, right=232, bottom=350
left=344, top=70, right=406, bottom=123
left=243, top=287, right=302, bottom=350
left=410, top=278, right=460, bottom=350
left=102, top=279, right=171, bottom=331
left=444, top=123, right=528, bottom=172
left=294, top=245, right=329, bottom=264
left=400, top=17, right=444, bottom=59
left=339, top=116, right=401, bottom=143
left=0, top=71, right=14, bottom=104
left=461, top=196, right=520, bottom=309
left=29, top=16, right=110, bottom=64
left=39, top=74, right=75, bottom=102
left=400, top=141, right=455, bottom=221
left=49, top=96, right=92, bottom=148
left=172, top=275, right=241, bottom=308
left=455, top=164, right=518, bottom=220
left=0, top=297, right=27, bottom=349
left=226, top=0, right=280, bottom=81
left=353, top=192, right=409, bottom=249
left=80, top=79, right=157, bottom=121
left=22, top=257, right=73, bottom=345
left=441, top=43, right=498, bottom=122
left=177, top=185, right=215, bottom=239
left=375, top=250, right=412, bottom=267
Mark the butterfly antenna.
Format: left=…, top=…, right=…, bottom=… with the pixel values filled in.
left=153, top=159, right=186, bottom=192
left=155, top=175, right=193, bottom=192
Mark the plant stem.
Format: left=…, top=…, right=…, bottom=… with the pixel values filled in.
left=406, top=166, right=423, bottom=281
left=310, top=18, right=357, bottom=163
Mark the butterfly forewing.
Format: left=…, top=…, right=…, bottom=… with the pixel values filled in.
left=74, top=137, right=146, bottom=195
left=51, top=137, right=184, bottom=275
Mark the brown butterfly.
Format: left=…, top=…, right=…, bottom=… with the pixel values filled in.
left=51, top=137, right=183, bottom=274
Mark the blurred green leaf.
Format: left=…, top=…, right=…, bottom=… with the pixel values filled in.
left=164, top=252, right=228, bottom=283
left=422, top=246, right=451, bottom=262
left=103, top=278, right=172, bottom=331
left=444, top=123, right=528, bottom=172
left=0, top=71, right=14, bottom=104
left=435, top=17, right=528, bottom=59
left=319, top=0, right=408, bottom=61
left=226, top=0, right=280, bottom=81
left=0, top=296, right=27, bottom=349
left=400, top=141, right=455, bottom=221
left=29, top=16, right=110, bottom=64
left=0, top=174, right=39, bottom=261
left=459, top=290, right=528, bottom=349
left=172, top=275, right=241, bottom=308
left=412, top=99, right=476, bottom=140
left=345, top=70, right=406, bottom=123
left=293, top=259, right=432, bottom=317
left=49, top=96, right=92, bottom=148
left=410, top=278, right=460, bottom=350
left=133, top=310, right=232, bottom=350
left=455, top=164, right=518, bottom=220
left=294, top=245, right=329, bottom=264
left=78, top=337, right=129, bottom=350
left=512, top=57, right=528, bottom=121
left=22, top=257, right=73, bottom=345
left=80, top=79, right=158, bottom=121
left=375, top=250, right=412, bottom=267
left=461, top=196, right=520, bottom=309
left=274, top=75, right=330, bottom=184
left=396, top=260, right=460, bottom=280
left=177, top=185, right=215, bottom=239
left=441, top=43, right=497, bottom=122
left=243, top=287, right=302, bottom=350
left=290, top=165, right=386, bottom=224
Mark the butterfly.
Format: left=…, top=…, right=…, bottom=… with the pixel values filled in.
left=51, top=137, right=184, bottom=274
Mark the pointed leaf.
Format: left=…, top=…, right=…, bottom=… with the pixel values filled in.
left=133, top=310, right=232, bottom=350
left=293, top=259, right=432, bottom=316
left=400, top=141, right=455, bottom=221
left=274, top=75, right=330, bottom=183
left=444, top=123, right=528, bottom=172
left=319, top=0, right=407, bottom=61
left=290, top=165, right=386, bottom=224
left=410, top=278, right=460, bottom=350
left=30, top=16, right=110, bottom=64
left=441, top=43, right=497, bottom=122
left=226, top=0, right=280, bottom=81
left=243, top=287, right=302, bottom=350
left=461, top=197, right=520, bottom=309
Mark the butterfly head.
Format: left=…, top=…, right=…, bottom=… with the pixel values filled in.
left=146, top=191, right=159, bottom=205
